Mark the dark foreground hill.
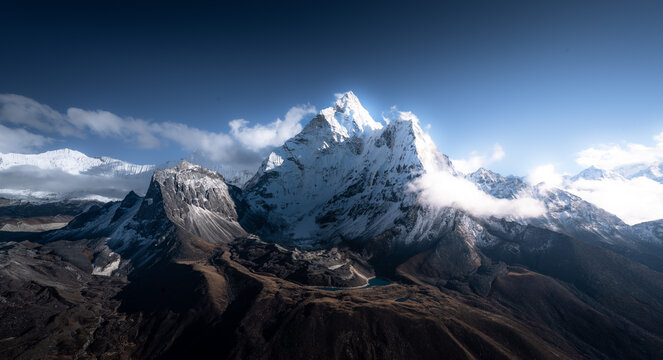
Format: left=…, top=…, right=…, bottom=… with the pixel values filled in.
left=2, top=162, right=663, bottom=359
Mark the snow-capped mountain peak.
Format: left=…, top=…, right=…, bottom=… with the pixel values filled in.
left=242, top=92, right=456, bottom=243
left=0, top=148, right=100, bottom=175
left=319, top=91, right=383, bottom=137
left=570, top=166, right=623, bottom=181
left=128, top=160, right=246, bottom=245
left=381, top=109, right=451, bottom=173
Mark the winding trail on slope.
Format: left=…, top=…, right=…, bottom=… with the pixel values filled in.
left=311, top=265, right=392, bottom=291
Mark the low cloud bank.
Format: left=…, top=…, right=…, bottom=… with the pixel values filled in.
left=525, top=161, right=663, bottom=225
left=565, top=176, right=663, bottom=225
left=576, top=132, right=663, bottom=170
left=527, top=164, right=564, bottom=188
left=0, top=165, right=152, bottom=201
left=411, top=169, right=546, bottom=219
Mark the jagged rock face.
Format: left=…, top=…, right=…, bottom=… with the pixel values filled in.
left=139, top=161, right=246, bottom=244
left=243, top=92, right=454, bottom=244
left=45, top=161, right=249, bottom=272
left=468, top=168, right=529, bottom=199
left=633, top=219, right=663, bottom=243
left=531, top=187, right=635, bottom=244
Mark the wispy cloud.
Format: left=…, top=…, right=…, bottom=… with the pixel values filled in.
left=66, top=108, right=160, bottom=148
left=576, top=132, right=663, bottom=170
left=0, top=124, right=51, bottom=153
left=154, top=122, right=240, bottom=163
left=0, top=94, right=79, bottom=136
left=451, top=143, right=505, bottom=174
left=0, top=94, right=316, bottom=167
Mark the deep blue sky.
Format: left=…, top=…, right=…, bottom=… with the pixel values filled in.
left=2, top=0, right=663, bottom=175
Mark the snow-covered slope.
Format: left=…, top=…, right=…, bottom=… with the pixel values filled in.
left=243, top=91, right=454, bottom=244
left=147, top=160, right=246, bottom=242
left=0, top=149, right=155, bottom=201
left=632, top=219, right=663, bottom=243
left=0, top=148, right=154, bottom=176
left=468, top=168, right=529, bottom=199
left=569, top=166, right=625, bottom=181
left=464, top=167, right=663, bottom=272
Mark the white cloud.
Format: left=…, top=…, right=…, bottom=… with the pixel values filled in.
left=66, top=108, right=160, bottom=148
left=0, top=94, right=78, bottom=136
left=0, top=125, right=51, bottom=153
left=527, top=164, right=564, bottom=188
left=561, top=131, right=663, bottom=224
left=154, top=122, right=236, bottom=162
left=451, top=143, right=505, bottom=174
left=565, top=176, right=663, bottom=225
left=410, top=169, right=546, bottom=219
left=0, top=94, right=317, bottom=166
left=388, top=107, right=541, bottom=220
left=229, top=105, right=316, bottom=151
left=576, top=132, right=663, bottom=170
left=0, top=94, right=161, bottom=149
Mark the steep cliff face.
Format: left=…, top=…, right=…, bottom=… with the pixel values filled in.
left=146, top=161, right=246, bottom=243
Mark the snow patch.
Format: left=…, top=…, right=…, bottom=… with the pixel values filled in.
left=265, top=152, right=284, bottom=171
left=92, top=257, right=120, bottom=276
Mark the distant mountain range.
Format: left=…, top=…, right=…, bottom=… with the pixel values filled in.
left=0, top=148, right=254, bottom=202
left=0, top=148, right=155, bottom=201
